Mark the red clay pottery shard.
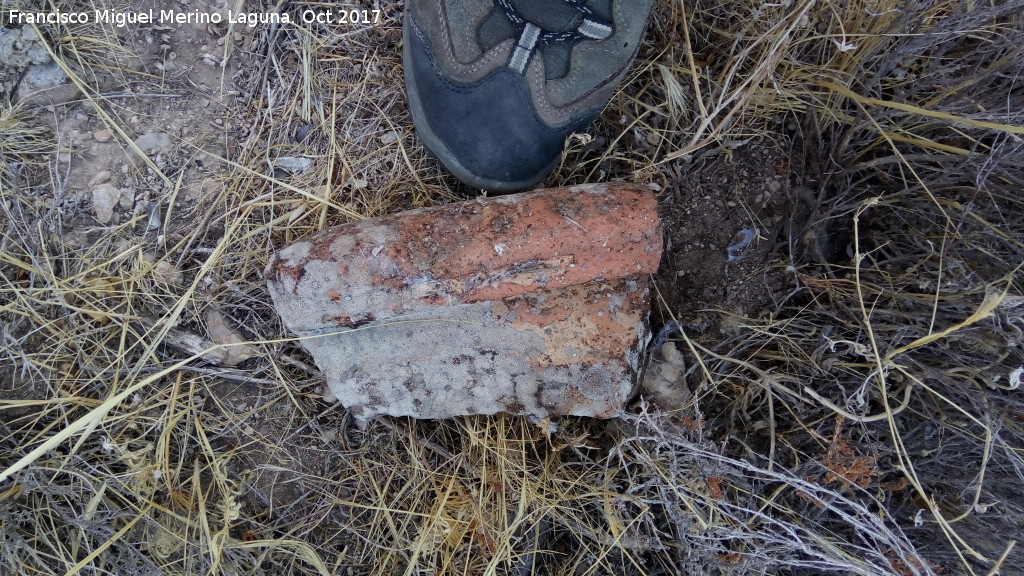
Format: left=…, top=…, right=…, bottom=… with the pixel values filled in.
left=266, top=183, right=663, bottom=421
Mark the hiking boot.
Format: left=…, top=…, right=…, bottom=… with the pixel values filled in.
left=403, top=0, right=654, bottom=193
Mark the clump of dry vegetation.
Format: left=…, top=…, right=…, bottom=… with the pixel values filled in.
left=2, top=0, right=1023, bottom=574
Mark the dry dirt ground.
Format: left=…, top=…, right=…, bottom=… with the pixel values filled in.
left=3, top=0, right=1024, bottom=575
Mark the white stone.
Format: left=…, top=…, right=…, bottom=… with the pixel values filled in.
left=134, top=132, right=172, bottom=152
left=15, top=63, right=70, bottom=103
left=119, top=188, right=135, bottom=210
left=91, top=184, right=121, bottom=224
left=274, top=156, right=314, bottom=173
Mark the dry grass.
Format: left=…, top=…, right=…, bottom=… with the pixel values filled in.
left=2, top=0, right=1023, bottom=574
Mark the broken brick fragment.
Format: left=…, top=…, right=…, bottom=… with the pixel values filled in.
left=266, top=183, right=663, bottom=421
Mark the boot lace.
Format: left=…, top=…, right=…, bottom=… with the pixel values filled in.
left=497, top=0, right=614, bottom=74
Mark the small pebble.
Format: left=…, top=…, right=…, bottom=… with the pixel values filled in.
left=88, top=170, right=111, bottom=186
left=274, top=157, right=314, bottom=173
left=133, top=132, right=172, bottom=151
left=147, top=202, right=162, bottom=231
left=119, top=189, right=135, bottom=210
left=152, top=260, right=182, bottom=285
left=92, top=184, right=120, bottom=224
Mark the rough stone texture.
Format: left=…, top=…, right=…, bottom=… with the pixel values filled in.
left=91, top=183, right=121, bottom=224
left=133, top=132, right=173, bottom=152
left=266, top=183, right=663, bottom=421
